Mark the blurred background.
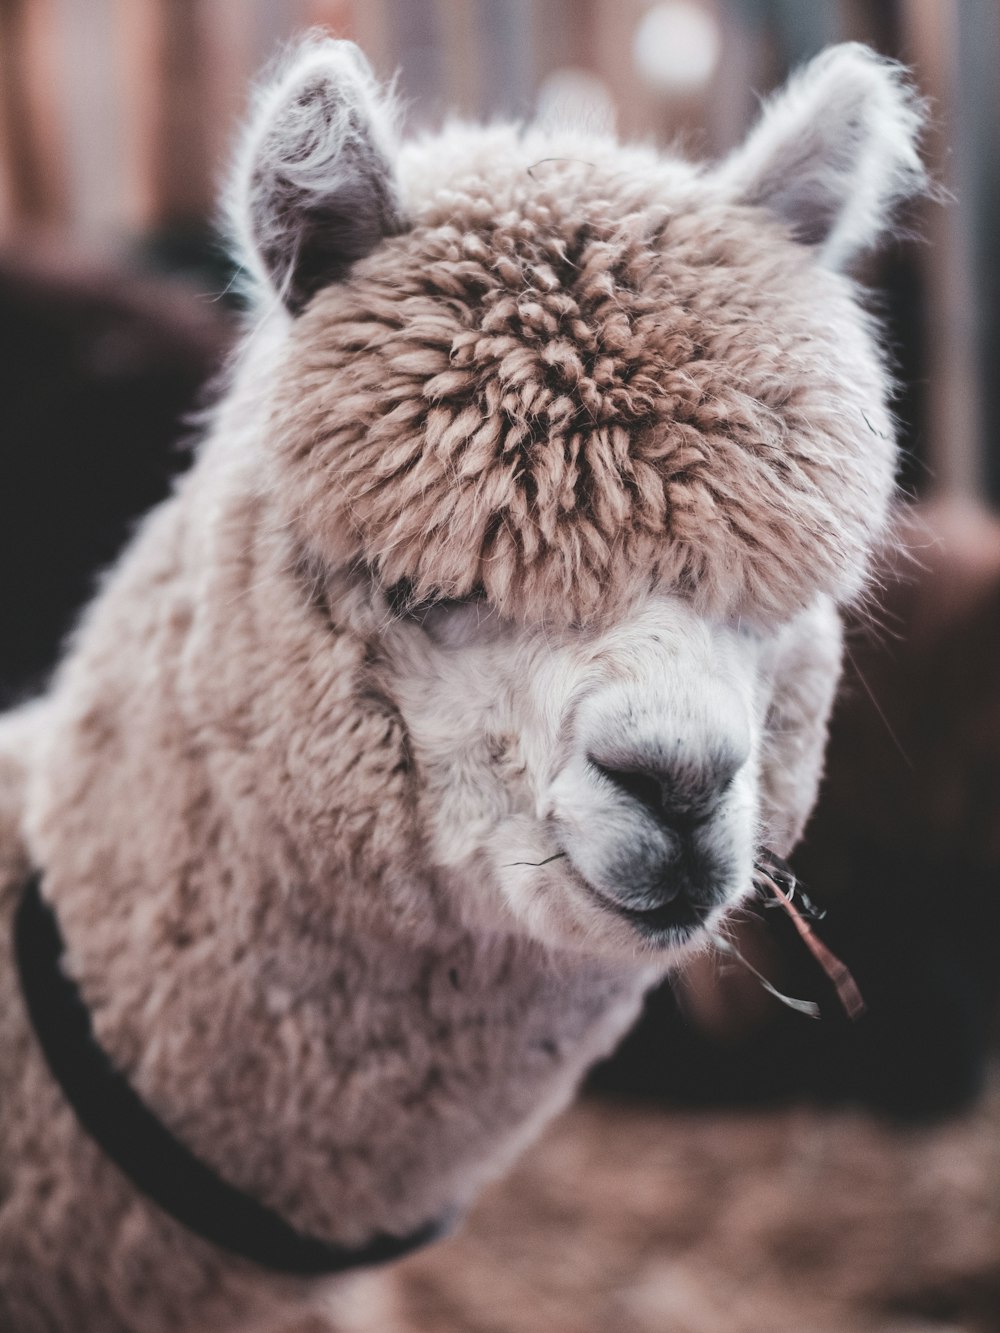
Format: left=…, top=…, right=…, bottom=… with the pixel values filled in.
left=3, top=3, right=1000, bottom=1330
left=2, top=0, right=999, bottom=498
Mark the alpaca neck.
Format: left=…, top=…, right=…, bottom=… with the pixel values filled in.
left=22, top=473, right=652, bottom=1252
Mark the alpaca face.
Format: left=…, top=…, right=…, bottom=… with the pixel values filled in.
left=297, top=570, right=837, bottom=959
left=227, top=40, right=922, bottom=956
left=376, top=586, right=765, bottom=956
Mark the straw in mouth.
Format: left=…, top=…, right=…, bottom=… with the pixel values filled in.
left=711, top=852, right=866, bottom=1022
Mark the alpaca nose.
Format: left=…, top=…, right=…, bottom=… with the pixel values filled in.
left=588, top=750, right=741, bottom=836
left=586, top=749, right=745, bottom=920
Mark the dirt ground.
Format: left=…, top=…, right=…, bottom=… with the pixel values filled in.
left=293, top=1071, right=1000, bottom=1333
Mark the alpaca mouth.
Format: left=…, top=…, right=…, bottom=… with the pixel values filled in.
left=585, top=882, right=715, bottom=942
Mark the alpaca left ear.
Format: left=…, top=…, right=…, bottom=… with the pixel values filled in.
left=715, top=43, right=926, bottom=268
left=228, top=38, right=403, bottom=313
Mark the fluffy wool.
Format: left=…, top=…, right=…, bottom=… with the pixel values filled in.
left=0, top=38, right=923, bottom=1333
left=271, top=132, right=896, bottom=627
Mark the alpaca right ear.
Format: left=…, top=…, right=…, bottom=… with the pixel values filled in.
left=228, top=38, right=403, bottom=313
left=714, top=43, right=926, bottom=268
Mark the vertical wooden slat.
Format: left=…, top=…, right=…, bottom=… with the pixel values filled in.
left=586, top=0, right=654, bottom=143
left=388, top=0, right=442, bottom=126
left=116, top=0, right=250, bottom=234
left=348, top=0, right=395, bottom=82
left=0, top=0, right=21, bottom=235
left=197, top=0, right=257, bottom=210
left=436, top=0, right=483, bottom=118
left=155, top=0, right=215, bottom=225
left=531, top=0, right=577, bottom=80
left=953, top=0, right=1000, bottom=502
left=52, top=0, right=126, bottom=245
left=115, top=0, right=212, bottom=230
left=251, top=0, right=309, bottom=69
left=475, top=0, right=535, bottom=120
left=114, top=0, right=170, bottom=231
left=0, top=126, right=10, bottom=237
left=756, top=0, right=838, bottom=65
left=901, top=0, right=982, bottom=498
left=838, top=0, right=897, bottom=50
left=304, top=0, right=356, bottom=39
left=0, top=0, right=70, bottom=234
left=561, top=0, right=596, bottom=70
left=589, top=0, right=720, bottom=150
left=709, top=0, right=759, bottom=154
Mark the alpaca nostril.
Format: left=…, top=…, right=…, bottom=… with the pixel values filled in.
left=588, top=752, right=738, bottom=833
left=589, top=760, right=664, bottom=819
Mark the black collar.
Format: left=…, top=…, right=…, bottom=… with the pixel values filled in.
left=14, top=874, right=450, bottom=1276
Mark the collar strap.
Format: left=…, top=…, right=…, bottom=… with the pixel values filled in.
left=14, top=874, right=449, bottom=1275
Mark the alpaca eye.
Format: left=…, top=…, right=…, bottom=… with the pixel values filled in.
left=385, top=578, right=418, bottom=618
left=383, top=578, right=444, bottom=621
left=384, top=581, right=493, bottom=648
left=385, top=580, right=483, bottom=619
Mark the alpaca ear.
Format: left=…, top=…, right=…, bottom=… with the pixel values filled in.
left=715, top=43, right=926, bottom=268
left=229, top=38, right=403, bottom=312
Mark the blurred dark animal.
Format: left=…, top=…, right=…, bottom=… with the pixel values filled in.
left=594, top=498, right=1000, bottom=1119
left=0, top=249, right=231, bottom=706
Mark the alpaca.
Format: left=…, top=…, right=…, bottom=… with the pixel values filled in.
left=0, top=39, right=924, bottom=1332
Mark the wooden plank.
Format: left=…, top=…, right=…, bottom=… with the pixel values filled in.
left=436, top=0, right=483, bottom=117
left=115, top=0, right=222, bottom=231
left=590, top=0, right=717, bottom=149
left=900, top=0, right=982, bottom=498
left=475, top=0, right=535, bottom=120
left=197, top=0, right=258, bottom=207
left=349, top=0, right=395, bottom=83
left=0, top=0, right=70, bottom=232
left=251, top=0, right=308, bottom=69
left=710, top=0, right=760, bottom=154
left=388, top=0, right=442, bottom=127
left=113, top=0, right=167, bottom=230
left=587, top=0, right=655, bottom=143
left=838, top=0, right=897, bottom=49
left=304, top=0, right=356, bottom=39
left=952, top=0, right=1000, bottom=502
left=52, top=0, right=126, bottom=245
left=0, top=0, right=24, bottom=235
left=531, top=0, right=576, bottom=79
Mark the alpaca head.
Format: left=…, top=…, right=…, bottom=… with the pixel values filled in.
left=225, top=39, right=923, bottom=960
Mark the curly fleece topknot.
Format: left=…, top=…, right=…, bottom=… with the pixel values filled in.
left=267, top=131, right=897, bottom=628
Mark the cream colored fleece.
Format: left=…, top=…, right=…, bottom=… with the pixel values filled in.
left=0, top=39, right=924, bottom=1333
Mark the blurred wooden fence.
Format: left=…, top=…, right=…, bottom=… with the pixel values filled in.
left=0, top=0, right=996, bottom=501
